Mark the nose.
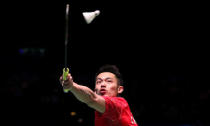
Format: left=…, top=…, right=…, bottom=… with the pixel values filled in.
left=101, top=81, right=106, bottom=87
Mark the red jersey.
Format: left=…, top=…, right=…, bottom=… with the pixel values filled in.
left=95, top=96, right=138, bottom=126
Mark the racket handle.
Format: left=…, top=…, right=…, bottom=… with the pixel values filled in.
left=63, top=68, right=69, bottom=80
left=63, top=68, right=71, bottom=93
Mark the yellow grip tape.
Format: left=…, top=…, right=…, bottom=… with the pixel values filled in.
left=63, top=68, right=71, bottom=93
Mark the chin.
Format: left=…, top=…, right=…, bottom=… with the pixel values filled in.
left=104, top=94, right=116, bottom=97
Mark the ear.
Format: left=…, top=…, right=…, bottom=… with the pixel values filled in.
left=117, top=86, right=124, bottom=94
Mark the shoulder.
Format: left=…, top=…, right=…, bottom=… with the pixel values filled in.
left=96, top=96, right=128, bottom=116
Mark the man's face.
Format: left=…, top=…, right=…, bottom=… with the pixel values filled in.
left=95, top=72, right=123, bottom=97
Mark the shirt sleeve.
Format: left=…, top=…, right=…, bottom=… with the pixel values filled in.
left=98, top=96, right=128, bottom=120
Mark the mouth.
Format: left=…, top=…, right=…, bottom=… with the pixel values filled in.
left=99, top=89, right=106, bottom=95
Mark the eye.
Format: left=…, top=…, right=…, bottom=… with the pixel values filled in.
left=96, top=80, right=101, bottom=84
left=106, top=80, right=113, bottom=83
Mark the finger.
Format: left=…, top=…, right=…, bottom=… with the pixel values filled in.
left=60, top=76, right=63, bottom=83
left=68, top=74, right=73, bottom=80
left=59, top=76, right=65, bottom=87
left=63, top=80, right=71, bottom=87
left=60, top=76, right=63, bottom=81
left=64, top=76, right=70, bottom=82
left=65, top=74, right=73, bottom=81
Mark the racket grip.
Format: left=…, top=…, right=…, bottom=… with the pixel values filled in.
left=63, top=88, right=71, bottom=93
left=63, top=68, right=69, bottom=80
left=63, top=68, right=71, bottom=93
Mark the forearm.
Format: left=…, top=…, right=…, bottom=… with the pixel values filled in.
left=70, top=82, right=97, bottom=104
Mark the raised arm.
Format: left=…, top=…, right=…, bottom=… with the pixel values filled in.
left=60, top=74, right=105, bottom=113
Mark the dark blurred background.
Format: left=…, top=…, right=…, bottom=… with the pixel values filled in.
left=0, top=0, right=209, bottom=126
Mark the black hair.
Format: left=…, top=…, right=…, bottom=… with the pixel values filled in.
left=95, top=64, right=123, bottom=86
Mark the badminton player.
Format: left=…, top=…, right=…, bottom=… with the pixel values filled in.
left=60, top=64, right=138, bottom=126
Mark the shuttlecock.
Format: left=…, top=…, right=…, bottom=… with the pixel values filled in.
left=82, top=10, right=100, bottom=24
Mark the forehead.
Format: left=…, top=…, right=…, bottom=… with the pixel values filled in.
left=96, top=72, right=116, bottom=80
